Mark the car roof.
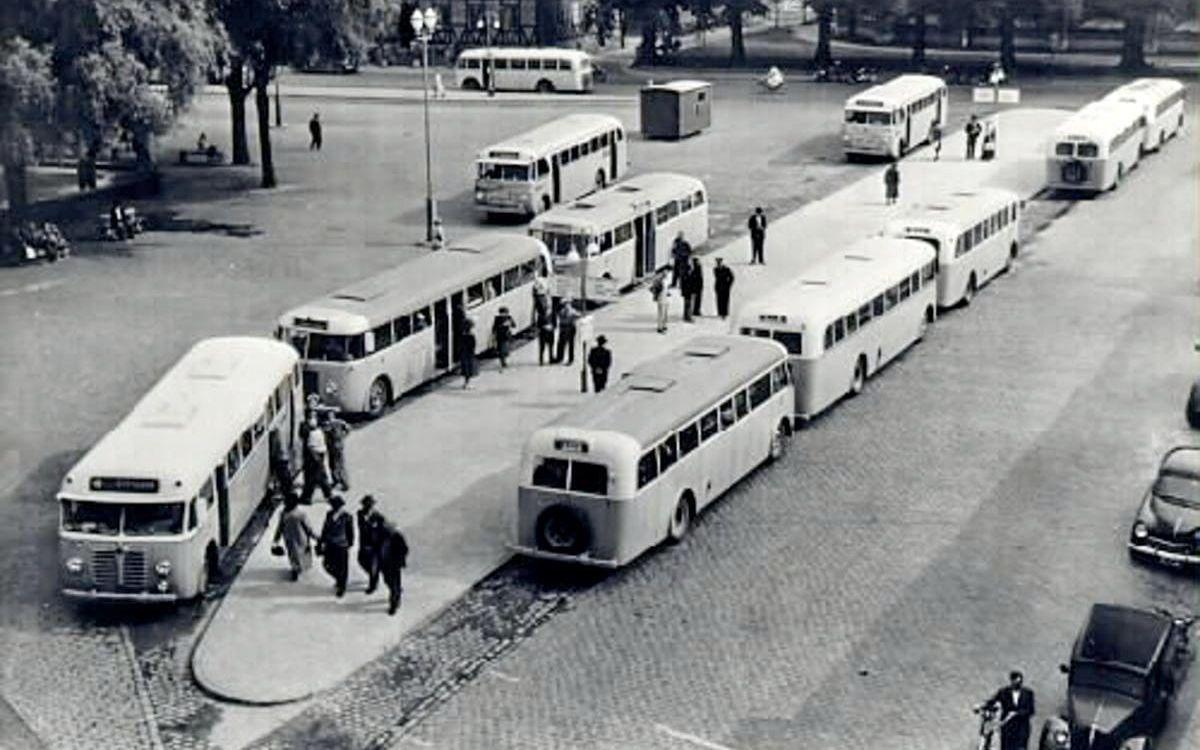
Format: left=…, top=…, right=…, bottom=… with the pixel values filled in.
left=1160, top=446, right=1200, bottom=479
left=1073, top=603, right=1172, bottom=673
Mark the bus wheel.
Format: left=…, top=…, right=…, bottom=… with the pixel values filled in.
left=667, top=493, right=694, bottom=544
left=595, top=170, right=607, bottom=190
left=537, top=506, right=589, bottom=554
left=535, top=79, right=555, bottom=93
left=462, top=78, right=481, bottom=91
left=198, top=543, right=218, bottom=598
left=541, top=196, right=552, bottom=213
left=366, top=377, right=392, bottom=419
left=962, top=274, right=977, bottom=307
left=849, top=356, right=867, bottom=397
left=1006, top=241, right=1018, bottom=272
left=768, top=419, right=792, bottom=463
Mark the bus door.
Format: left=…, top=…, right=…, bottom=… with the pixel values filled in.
left=434, top=299, right=450, bottom=370
left=633, top=213, right=653, bottom=276
left=609, top=131, right=619, bottom=179
left=551, top=154, right=562, bottom=203
left=215, top=465, right=230, bottom=546
left=903, top=107, right=911, bottom=148
left=450, top=292, right=466, bottom=360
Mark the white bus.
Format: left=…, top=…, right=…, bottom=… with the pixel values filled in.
left=455, top=47, right=595, bottom=94
left=1046, top=100, right=1145, bottom=193
left=475, top=114, right=628, bottom=218
left=883, top=188, right=1022, bottom=308
left=1103, top=77, right=1186, bottom=153
left=58, top=337, right=302, bottom=601
left=528, top=173, right=708, bottom=295
left=735, top=237, right=936, bottom=422
left=277, top=234, right=552, bottom=418
left=843, top=74, right=948, bottom=159
left=512, top=335, right=794, bottom=567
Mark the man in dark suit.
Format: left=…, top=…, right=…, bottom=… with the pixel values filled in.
left=748, top=207, right=768, bottom=264
left=377, top=520, right=409, bottom=616
left=989, top=670, right=1035, bottom=750
left=318, top=495, right=354, bottom=597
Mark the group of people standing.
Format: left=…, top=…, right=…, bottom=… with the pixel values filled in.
left=650, top=231, right=737, bottom=334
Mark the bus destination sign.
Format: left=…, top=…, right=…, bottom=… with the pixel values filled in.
left=554, top=439, right=589, bottom=454
left=293, top=317, right=329, bottom=330
left=90, top=476, right=160, bottom=493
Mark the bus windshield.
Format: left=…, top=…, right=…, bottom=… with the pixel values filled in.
left=287, top=331, right=366, bottom=362
left=538, top=230, right=592, bottom=257
left=478, top=161, right=532, bottom=181
left=846, top=110, right=891, bottom=125
left=61, top=500, right=185, bottom=536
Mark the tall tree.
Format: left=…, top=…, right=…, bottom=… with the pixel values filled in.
left=812, top=0, right=834, bottom=67
left=719, top=0, right=768, bottom=64
left=0, top=38, right=55, bottom=214
left=1085, top=0, right=1188, bottom=70
left=216, top=0, right=366, bottom=188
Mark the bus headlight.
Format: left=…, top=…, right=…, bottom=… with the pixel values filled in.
left=475, top=190, right=485, bottom=201
left=65, top=557, right=84, bottom=575
left=155, top=560, right=172, bottom=577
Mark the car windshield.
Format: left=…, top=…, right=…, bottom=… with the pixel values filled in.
left=1071, top=662, right=1145, bottom=700
left=845, top=110, right=891, bottom=125
left=478, top=162, right=531, bottom=182
left=61, top=500, right=185, bottom=536
left=1154, top=474, right=1200, bottom=508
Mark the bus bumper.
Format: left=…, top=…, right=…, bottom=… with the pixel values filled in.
left=508, top=543, right=620, bottom=568
left=62, top=587, right=179, bottom=602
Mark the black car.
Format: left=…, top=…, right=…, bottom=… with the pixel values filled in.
left=1128, top=446, right=1200, bottom=567
left=1039, top=603, right=1192, bottom=750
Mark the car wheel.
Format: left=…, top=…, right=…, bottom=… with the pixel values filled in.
left=366, top=377, right=391, bottom=419
left=666, top=493, right=693, bottom=544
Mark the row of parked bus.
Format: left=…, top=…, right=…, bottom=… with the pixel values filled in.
left=1046, top=77, right=1186, bottom=193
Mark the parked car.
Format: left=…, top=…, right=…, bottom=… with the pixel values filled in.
left=1039, top=603, right=1193, bottom=750
left=1129, top=446, right=1200, bottom=567
left=1186, top=378, right=1200, bottom=428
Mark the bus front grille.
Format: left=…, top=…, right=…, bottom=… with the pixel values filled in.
left=90, top=549, right=148, bottom=591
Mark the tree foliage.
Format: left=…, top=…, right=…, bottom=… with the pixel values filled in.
left=0, top=38, right=55, bottom=210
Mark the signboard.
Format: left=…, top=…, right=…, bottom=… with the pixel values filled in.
left=973, top=87, right=996, bottom=104
left=997, top=88, right=1020, bottom=104
left=90, top=477, right=160, bottom=493
left=973, top=87, right=1020, bottom=104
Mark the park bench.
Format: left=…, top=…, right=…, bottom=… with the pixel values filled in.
left=178, top=146, right=225, bottom=166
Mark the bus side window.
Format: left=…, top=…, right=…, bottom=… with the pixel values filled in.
left=394, top=315, right=412, bottom=342
left=824, top=326, right=833, bottom=350
left=637, top=451, right=658, bottom=488
left=227, top=442, right=242, bottom=477
left=373, top=322, right=393, bottom=351
left=503, top=266, right=522, bottom=292
left=680, top=194, right=693, bottom=212
left=872, top=295, right=885, bottom=316
left=614, top=223, right=633, bottom=245
left=560, top=149, right=570, bottom=165
left=911, top=271, right=920, bottom=291
left=581, top=141, right=591, bottom=156
left=600, top=132, right=609, bottom=147
left=734, top=391, right=749, bottom=419
left=699, top=409, right=719, bottom=440
left=511, top=58, right=526, bottom=70
left=719, top=399, right=736, bottom=429
left=678, top=423, right=700, bottom=456
left=467, top=282, right=486, bottom=308
left=833, top=319, right=845, bottom=342
left=590, top=136, right=601, bottom=150
left=600, top=232, right=613, bottom=252
left=845, top=313, right=858, bottom=335
left=188, top=497, right=199, bottom=531
left=570, top=145, right=581, bottom=160
left=923, top=262, right=935, bottom=282
left=486, top=274, right=502, bottom=300
left=658, top=435, right=678, bottom=472
left=771, top=363, right=789, bottom=392
left=537, top=158, right=550, bottom=177
left=693, top=190, right=705, bottom=205
left=749, top=374, right=772, bottom=409
left=494, top=58, right=508, bottom=70
left=528, top=59, right=541, bottom=71
left=254, top=410, right=267, bottom=440
left=520, top=260, right=539, bottom=286
left=858, top=303, right=872, bottom=327
left=241, top=429, right=253, bottom=458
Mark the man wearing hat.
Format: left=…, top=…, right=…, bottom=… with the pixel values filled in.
left=587, top=335, right=612, bottom=392
left=318, top=495, right=355, bottom=597
left=491, top=306, right=516, bottom=370
left=355, top=495, right=383, bottom=594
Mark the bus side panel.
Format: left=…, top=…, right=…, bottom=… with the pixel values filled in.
left=227, top=439, right=271, bottom=542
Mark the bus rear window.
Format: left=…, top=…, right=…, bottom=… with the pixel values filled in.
left=568, top=461, right=608, bottom=496
left=532, top=457, right=569, bottom=489
left=1077, top=142, right=1099, bottom=158
left=124, top=503, right=184, bottom=536
left=61, top=500, right=120, bottom=535
left=845, top=110, right=891, bottom=125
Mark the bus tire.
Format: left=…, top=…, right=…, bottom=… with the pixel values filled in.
left=198, top=543, right=218, bottom=599
left=541, top=195, right=552, bottom=213
left=667, top=492, right=694, bottom=544
left=462, top=78, right=481, bottom=91
left=536, top=506, right=590, bottom=555
left=849, top=356, right=867, bottom=397
left=768, top=419, right=792, bottom=463
left=595, top=170, right=607, bottom=190
left=366, top=377, right=392, bottom=419
left=962, top=274, right=977, bottom=307
left=535, top=79, right=555, bottom=93
left=1006, top=241, right=1018, bottom=271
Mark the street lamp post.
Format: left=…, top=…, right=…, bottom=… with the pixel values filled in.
left=477, top=12, right=500, bottom=97
left=563, top=239, right=597, bottom=392
left=411, top=7, right=439, bottom=243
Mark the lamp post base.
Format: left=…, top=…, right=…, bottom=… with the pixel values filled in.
left=425, top=197, right=436, bottom=242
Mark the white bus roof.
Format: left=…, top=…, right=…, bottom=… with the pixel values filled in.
left=529, top=172, right=705, bottom=234
left=458, top=47, right=591, bottom=62
left=477, top=114, right=624, bottom=162
left=1054, top=100, right=1144, bottom=141
left=60, top=337, right=298, bottom=500
left=1106, top=77, right=1185, bottom=102
left=279, top=233, right=547, bottom=335
left=737, top=238, right=935, bottom=330
left=885, top=187, right=1020, bottom=236
left=538, top=335, right=786, bottom=448
left=845, top=74, right=944, bottom=110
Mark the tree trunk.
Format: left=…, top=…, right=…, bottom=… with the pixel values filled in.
left=1119, top=13, right=1148, bottom=71
left=728, top=9, right=745, bottom=64
left=227, top=60, right=251, bottom=165
left=814, top=4, right=833, bottom=67
left=846, top=6, right=859, bottom=40
left=911, top=9, right=927, bottom=66
left=254, top=75, right=276, bottom=188
left=999, top=6, right=1017, bottom=73
left=635, top=15, right=656, bottom=66
left=3, top=161, right=28, bottom=214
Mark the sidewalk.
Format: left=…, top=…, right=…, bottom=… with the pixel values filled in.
left=191, top=107, right=1068, bottom=707
left=198, top=83, right=634, bottom=105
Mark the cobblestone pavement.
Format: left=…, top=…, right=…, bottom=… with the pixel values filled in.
left=391, top=122, right=1199, bottom=747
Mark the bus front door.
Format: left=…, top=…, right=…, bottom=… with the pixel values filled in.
left=551, top=155, right=561, bottom=203
left=609, top=131, right=619, bottom=179
left=634, top=211, right=656, bottom=276
left=215, top=465, right=230, bottom=547
left=434, top=299, right=450, bottom=370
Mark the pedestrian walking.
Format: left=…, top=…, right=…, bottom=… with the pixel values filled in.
left=556, top=300, right=579, bottom=365
left=713, top=257, right=735, bottom=319
left=681, top=257, right=701, bottom=321
left=670, top=231, right=692, bottom=287
left=377, top=519, right=409, bottom=615
left=986, top=671, right=1035, bottom=750
left=884, top=161, right=900, bottom=205
left=459, top=318, right=477, bottom=388
left=317, top=495, right=354, bottom=597
left=966, top=114, right=982, bottom=160
left=931, top=122, right=942, bottom=161
left=308, top=112, right=322, bottom=150
left=432, top=217, right=446, bottom=250
left=587, top=335, right=612, bottom=392
left=434, top=72, right=446, bottom=99
left=299, top=412, right=333, bottom=503
left=355, top=495, right=383, bottom=594
left=688, top=257, right=704, bottom=318
left=536, top=304, right=556, bottom=366
left=322, top=412, right=351, bottom=491
left=491, top=306, right=516, bottom=369
left=651, top=270, right=669, bottom=333
left=748, top=207, right=767, bottom=264
left=272, top=494, right=316, bottom=581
